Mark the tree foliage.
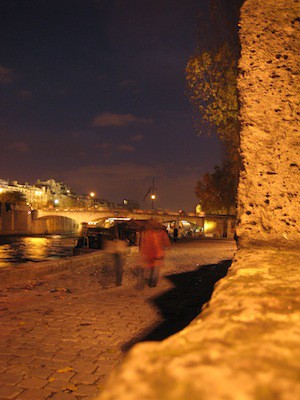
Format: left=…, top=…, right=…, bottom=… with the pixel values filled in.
left=0, top=191, right=26, bottom=204
left=186, top=0, right=244, bottom=213
left=195, top=161, right=238, bottom=215
left=186, top=43, right=240, bottom=166
left=185, top=0, right=244, bottom=174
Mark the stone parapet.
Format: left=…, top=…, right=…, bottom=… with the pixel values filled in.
left=98, top=248, right=300, bottom=400
left=236, top=0, right=300, bottom=248
left=0, top=248, right=139, bottom=290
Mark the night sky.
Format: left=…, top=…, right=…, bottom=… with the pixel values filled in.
left=0, top=0, right=223, bottom=212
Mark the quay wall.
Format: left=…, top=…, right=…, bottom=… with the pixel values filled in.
left=0, top=203, right=32, bottom=235
left=0, top=249, right=140, bottom=290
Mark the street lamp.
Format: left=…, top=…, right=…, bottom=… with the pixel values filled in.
left=89, top=192, right=95, bottom=208
left=151, top=194, right=156, bottom=211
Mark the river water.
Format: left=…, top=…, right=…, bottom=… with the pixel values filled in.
left=0, top=235, right=77, bottom=268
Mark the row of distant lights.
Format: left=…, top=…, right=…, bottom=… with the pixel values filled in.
left=3, top=189, right=157, bottom=219
left=88, top=217, right=130, bottom=226
left=0, top=188, right=44, bottom=195
left=35, top=190, right=73, bottom=196
left=0, top=189, right=154, bottom=201
left=53, top=191, right=95, bottom=204
left=0, top=189, right=155, bottom=204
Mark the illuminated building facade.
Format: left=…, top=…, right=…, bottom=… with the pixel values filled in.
left=0, top=178, right=75, bottom=208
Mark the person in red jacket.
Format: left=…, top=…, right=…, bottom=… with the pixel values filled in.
left=139, top=228, right=171, bottom=287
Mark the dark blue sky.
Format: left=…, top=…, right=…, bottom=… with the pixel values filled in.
left=0, top=0, right=223, bottom=211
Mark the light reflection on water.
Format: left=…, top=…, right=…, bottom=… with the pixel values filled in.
left=0, top=235, right=76, bottom=268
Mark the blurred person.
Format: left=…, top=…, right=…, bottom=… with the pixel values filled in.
left=139, top=227, right=171, bottom=287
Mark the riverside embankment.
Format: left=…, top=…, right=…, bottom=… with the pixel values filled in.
left=0, top=239, right=236, bottom=400
left=98, top=248, right=300, bottom=400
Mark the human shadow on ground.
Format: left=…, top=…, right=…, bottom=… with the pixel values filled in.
left=122, top=259, right=231, bottom=351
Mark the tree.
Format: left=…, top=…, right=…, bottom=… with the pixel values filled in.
left=186, top=43, right=240, bottom=167
left=0, top=191, right=26, bottom=204
left=195, top=161, right=237, bottom=215
left=185, top=0, right=244, bottom=173
left=186, top=0, right=244, bottom=212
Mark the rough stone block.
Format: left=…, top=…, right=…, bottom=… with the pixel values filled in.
left=236, top=0, right=300, bottom=248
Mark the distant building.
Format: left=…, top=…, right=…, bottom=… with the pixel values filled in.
left=0, top=178, right=78, bottom=208
left=0, top=179, right=48, bottom=208
left=0, top=177, right=121, bottom=210
left=94, top=198, right=116, bottom=209
left=35, top=178, right=76, bottom=207
left=122, top=199, right=140, bottom=210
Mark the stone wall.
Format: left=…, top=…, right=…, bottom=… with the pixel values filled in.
left=0, top=203, right=32, bottom=235
left=236, top=0, right=300, bottom=248
left=0, top=248, right=140, bottom=290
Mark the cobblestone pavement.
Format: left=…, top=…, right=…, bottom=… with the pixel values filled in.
left=0, top=239, right=236, bottom=400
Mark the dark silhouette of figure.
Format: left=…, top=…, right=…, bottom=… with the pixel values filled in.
left=113, top=252, right=123, bottom=286
left=173, top=228, right=178, bottom=242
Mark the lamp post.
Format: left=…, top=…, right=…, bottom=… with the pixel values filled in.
left=150, top=177, right=156, bottom=213
left=89, top=192, right=95, bottom=208
left=151, top=193, right=156, bottom=211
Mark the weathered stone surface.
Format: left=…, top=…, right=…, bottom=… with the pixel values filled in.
left=236, top=0, right=300, bottom=248
left=98, top=249, right=300, bottom=400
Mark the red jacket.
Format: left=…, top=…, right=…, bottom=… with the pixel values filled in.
left=140, top=229, right=170, bottom=266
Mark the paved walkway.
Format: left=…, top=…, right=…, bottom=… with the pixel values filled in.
left=97, top=248, right=300, bottom=400
left=0, top=239, right=236, bottom=400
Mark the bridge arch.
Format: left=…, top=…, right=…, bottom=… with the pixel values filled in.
left=31, top=215, right=79, bottom=235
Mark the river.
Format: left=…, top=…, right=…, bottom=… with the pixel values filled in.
left=0, top=235, right=77, bottom=268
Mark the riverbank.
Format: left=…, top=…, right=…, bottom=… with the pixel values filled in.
left=0, top=238, right=235, bottom=289
left=0, top=239, right=236, bottom=400
left=98, top=247, right=300, bottom=400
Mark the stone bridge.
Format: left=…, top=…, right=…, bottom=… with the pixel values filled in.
left=31, top=208, right=236, bottom=237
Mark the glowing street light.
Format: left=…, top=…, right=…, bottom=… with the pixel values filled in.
left=88, top=192, right=96, bottom=208
left=151, top=193, right=156, bottom=211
